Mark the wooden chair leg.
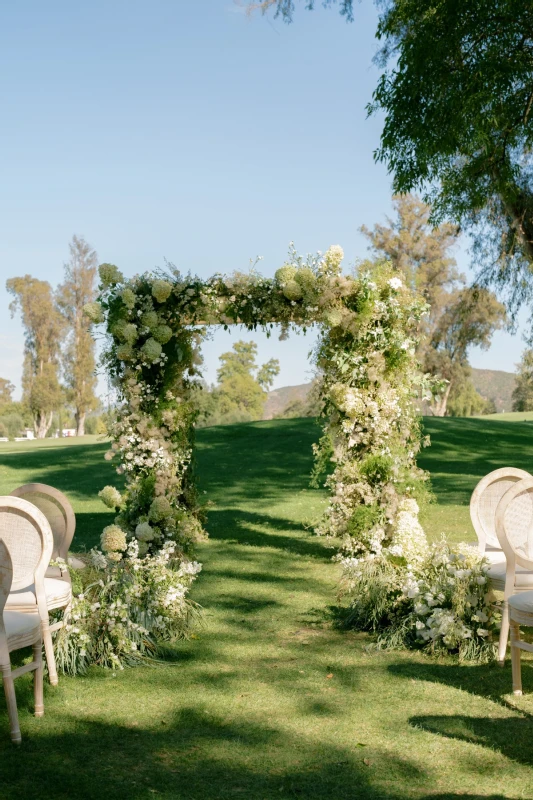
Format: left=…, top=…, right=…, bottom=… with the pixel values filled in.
left=42, top=623, right=58, bottom=686
left=498, top=601, right=510, bottom=665
left=33, top=641, right=44, bottom=717
left=1, top=664, right=21, bottom=744
left=510, top=619, right=523, bottom=696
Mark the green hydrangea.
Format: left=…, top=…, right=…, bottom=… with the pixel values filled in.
left=282, top=280, right=303, bottom=301
left=137, top=541, right=149, bottom=556
left=99, top=263, right=124, bottom=287
left=140, top=311, right=159, bottom=329
left=122, top=323, right=138, bottom=344
left=135, top=522, right=155, bottom=542
left=116, top=343, right=134, bottom=361
left=325, top=309, right=343, bottom=327
left=98, top=486, right=123, bottom=509
left=120, top=288, right=136, bottom=309
left=111, top=319, right=127, bottom=338
left=149, top=496, right=172, bottom=522
left=152, top=325, right=173, bottom=344
left=295, top=267, right=316, bottom=291
left=83, top=302, right=105, bottom=324
left=275, top=265, right=297, bottom=285
left=152, top=279, right=172, bottom=303
left=101, top=525, right=127, bottom=553
left=141, top=338, right=162, bottom=362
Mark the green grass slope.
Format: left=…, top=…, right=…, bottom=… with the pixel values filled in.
left=419, top=416, right=533, bottom=543
left=0, top=420, right=532, bottom=798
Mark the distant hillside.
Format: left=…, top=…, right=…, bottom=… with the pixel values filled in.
left=265, top=367, right=517, bottom=418
left=263, top=383, right=311, bottom=419
left=471, top=368, right=516, bottom=413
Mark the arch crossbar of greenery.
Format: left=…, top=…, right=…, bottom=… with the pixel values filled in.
left=58, top=245, right=498, bottom=674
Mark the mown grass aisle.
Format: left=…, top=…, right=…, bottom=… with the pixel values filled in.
left=0, top=419, right=533, bottom=798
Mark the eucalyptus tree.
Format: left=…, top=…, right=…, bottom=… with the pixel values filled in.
left=57, top=236, right=99, bottom=435
left=6, top=276, right=64, bottom=437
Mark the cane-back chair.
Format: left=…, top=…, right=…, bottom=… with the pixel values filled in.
left=489, top=475, right=533, bottom=667
left=1, top=494, right=66, bottom=685
left=0, top=504, right=47, bottom=742
left=10, top=484, right=76, bottom=579
left=470, top=468, right=532, bottom=563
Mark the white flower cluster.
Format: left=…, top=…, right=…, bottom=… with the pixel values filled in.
left=400, top=544, right=498, bottom=655
left=390, top=499, right=429, bottom=566
left=54, top=541, right=202, bottom=674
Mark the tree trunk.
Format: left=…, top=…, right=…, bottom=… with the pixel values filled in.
left=75, top=410, right=85, bottom=437
left=431, top=382, right=452, bottom=417
left=35, top=410, right=53, bottom=439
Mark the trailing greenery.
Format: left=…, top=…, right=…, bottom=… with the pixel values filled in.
left=78, top=245, right=430, bottom=669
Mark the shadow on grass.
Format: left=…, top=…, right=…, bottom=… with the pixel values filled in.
left=410, top=713, right=533, bottom=767
left=387, top=659, right=533, bottom=706
left=205, top=509, right=331, bottom=560
left=196, top=418, right=322, bottom=497
left=0, top=707, right=424, bottom=800
left=0, top=440, right=120, bottom=496
left=387, top=658, right=533, bottom=772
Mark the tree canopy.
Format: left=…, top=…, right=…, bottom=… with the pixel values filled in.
left=253, top=0, right=533, bottom=311
left=362, top=194, right=506, bottom=415
left=512, top=349, right=533, bottom=412
left=213, top=340, right=280, bottom=423
left=0, top=378, right=14, bottom=406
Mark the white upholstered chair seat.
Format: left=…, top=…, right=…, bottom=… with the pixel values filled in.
left=487, top=562, right=533, bottom=589
left=3, top=610, right=41, bottom=641
left=508, top=590, right=533, bottom=614
left=6, top=578, right=72, bottom=611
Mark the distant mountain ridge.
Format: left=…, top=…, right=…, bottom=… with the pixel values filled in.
left=264, top=368, right=517, bottom=418
left=263, top=383, right=311, bottom=419
left=471, top=367, right=516, bottom=413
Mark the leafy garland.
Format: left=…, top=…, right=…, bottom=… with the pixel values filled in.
left=67, top=245, right=498, bottom=672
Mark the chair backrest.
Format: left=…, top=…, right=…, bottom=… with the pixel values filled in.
left=470, top=467, right=531, bottom=551
left=495, top=476, right=533, bottom=572
left=0, top=539, right=13, bottom=614
left=0, top=496, right=53, bottom=591
left=10, top=483, right=75, bottom=561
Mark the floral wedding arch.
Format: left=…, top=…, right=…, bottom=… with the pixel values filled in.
left=61, top=244, right=496, bottom=672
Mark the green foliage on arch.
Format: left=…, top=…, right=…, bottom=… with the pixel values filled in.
left=69, top=245, right=435, bottom=672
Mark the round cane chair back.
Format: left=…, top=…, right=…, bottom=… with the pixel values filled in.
left=0, top=497, right=53, bottom=591
left=0, top=539, right=13, bottom=614
left=10, top=484, right=75, bottom=561
left=495, top=477, right=533, bottom=571
left=470, top=468, right=531, bottom=552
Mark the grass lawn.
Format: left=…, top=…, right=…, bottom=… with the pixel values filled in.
left=0, top=419, right=532, bottom=798
left=419, top=416, right=533, bottom=545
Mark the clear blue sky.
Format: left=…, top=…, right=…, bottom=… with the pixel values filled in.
left=0, top=0, right=526, bottom=400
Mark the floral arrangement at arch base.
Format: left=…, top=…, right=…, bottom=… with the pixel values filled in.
left=339, top=506, right=501, bottom=663
left=57, top=245, right=500, bottom=673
